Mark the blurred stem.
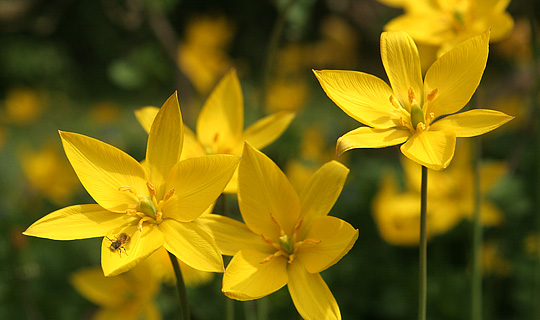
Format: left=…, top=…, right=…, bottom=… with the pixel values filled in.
left=418, top=166, right=428, bottom=320
left=168, top=251, right=190, bottom=320
left=471, top=137, right=483, bottom=320
left=221, top=194, right=236, bottom=320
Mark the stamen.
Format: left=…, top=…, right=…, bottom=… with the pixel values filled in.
left=119, top=186, right=136, bottom=194
left=126, top=209, right=138, bottom=215
left=389, top=95, right=401, bottom=109
left=260, top=251, right=286, bottom=264
left=146, top=182, right=156, bottom=196
left=408, top=87, right=416, bottom=104
left=287, top=253, right=295, bottom=264
left=427, top=88, right=439, bottom=102
left=269, top=213, right=285, bottom=236
left=137, top=216, right=154, bottom=231
left=163, top=188, right=175, bottom=202
left=294, top=218, right=304, bottom=233
left=261, top=234, right=274, bottom=245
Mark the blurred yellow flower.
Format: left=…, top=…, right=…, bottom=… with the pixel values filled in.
left=149, top=247, right=213, bottom=287
left=315, top=31, right=513, bottom=170
left=481, top=241, right=511, bottom=276
left=90, top=101, right=122, bottom=124
left=382, top=0, right=514, bottom=57
left=2, top=87, right=45, bottom=125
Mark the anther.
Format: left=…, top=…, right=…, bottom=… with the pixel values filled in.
left=119, top=186, right=136, bottom=194
left=261, top=234, right=274, bottom=245
left=427, top=88, right=439, bottom=102
left=408, top=87, right=416, bottom=104
left=126, top=209, right=138, bottom=215
left=146, top=182, right=156, bottom=196
left=389, top=95, right=401, bottom=109
left=163, top=188, right=175, bottom=202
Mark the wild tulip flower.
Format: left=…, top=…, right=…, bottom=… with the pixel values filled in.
left=24, top=93, right=239, bottom=276
left=196, top=143, right=358, bottom=320
left=136, top=69, right=295, bottom=193
left=314, top=30, right=513, bottom=170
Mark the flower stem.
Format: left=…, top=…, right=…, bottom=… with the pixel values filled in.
left=471, top=138, right=483, bottom=320
left=168, top=251, right=190, bottom=320
left=418, top=165, right=428, bottom=320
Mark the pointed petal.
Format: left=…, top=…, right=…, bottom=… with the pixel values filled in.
left=60, top=131, right=147, bottom=212
left=296, top=216, right=358, bottom=274
left=313, top=70, right=398, bottom=128
left=239, top=143, right=301, bottom=239
left=429, top=109, right=513, bottom=137
left=160, top=219, right=224, bottom=272
left=181, top=125, right=206, bottom=160
left=197, top=69, right=244, bottom=154
left=223, top=167, right=239, bottom=194
left=70, top=267, right=128, bottom=307
left=380, top=31, right=424, bottom=111
left=384, top=13, right=450, bottom=46
left=101, top=224, right=165, bottom=277
left=134, top=106, right=159, bottom=134
left=146, top=92, right=183, bottom=199
left=163, top=155, right=240, bottom=222
left=194, top=214, right=271, bottom=256
left=222, top=249, right=288, bottom=301
left=336, top=127, right=410, bottom=156
left=298, top=161, right=349, bottom=237
left=244, top=111, right=295, bottom=151
left=288, top=261, right=341, bottom=320
left=424, top=31, right=490, bottom=117
left=24, top=204, right=135, bottom=240
left=400, top=130, right=456, bottom=170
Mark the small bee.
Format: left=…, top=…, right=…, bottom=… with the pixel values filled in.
left=107, top=233, right=130, bottom=256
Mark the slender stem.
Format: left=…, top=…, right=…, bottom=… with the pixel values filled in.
left=418, top=166, right=428, bottom=320
left=471, top=138, right=483, bottom=320
left=168, top=251, right=190, bottom=320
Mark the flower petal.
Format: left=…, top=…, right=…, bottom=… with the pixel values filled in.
left=160, top=219, right=224, bottom=273
left=243, top=111, right=295, bottom=153
left=424, top=31, right=490, bottom=117
left=223, top=167, right=239, bottom=194
left=380, top=31, right=424, bottom=111
left=222, top=249, right=288, bottom=301
left=197, top=69, right=244, bottom=154
left=146, top=92, right=183, bottom=199
left=336, top=127, right=410, bottom=157
left=60, top=132, right=148, bottom=212
left=181, top=125, right=206, bottom=160
left=101, top=224, right=165, bottom=277
left=194, top=214, right=271, bottom=256
left=239, top=143, right=301, bottom=239
left=400, top=130, right=456, bottom=170
left=71, top=267, right=128, bottom=307
left=313, top=70, right=398, bottom=128
left=134, top=106, right=159, bottom=134
left=296, top=216, right=358, bottom=274
left=384, top=13, right=450, bottom=46
left=24, top=204, right=135, bottom=240
left=163, top=154, right=240, bottom=222
left=429, top=109, right=513, bottom=137
left=288, top=261, right=341, bottom=320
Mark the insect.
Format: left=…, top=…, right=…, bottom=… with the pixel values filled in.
left=107, top=233, right=130, bottom=256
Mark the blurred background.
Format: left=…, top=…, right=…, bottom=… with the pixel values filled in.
left=0, top=0, right=538, bottom=319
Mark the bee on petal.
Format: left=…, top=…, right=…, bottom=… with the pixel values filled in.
left=107, top=233, right=130, bottom=257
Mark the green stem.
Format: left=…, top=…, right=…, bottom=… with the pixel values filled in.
left=418, top=166, right=428, bottom=320
left=168, top=251, right=190, bottom=320
left=471, top=138, right=483, bottom=320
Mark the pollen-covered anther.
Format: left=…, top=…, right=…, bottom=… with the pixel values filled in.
left=118, top=186, right=136, bottom=194
left=427, top=88, right=439, bottom=102
left=426, top=112, right=435, bottom=123
left=389, top=95, right=401, bottom=109
left=126, top=209, right=138, bottom=215
left=416, top=122, right=426, bottom=131
left=137, top=216, right=154, bottom=231
left=163, top=188, right=175, bottom=202
left=146, top=182, right=156, bottom=196
left=408, top=87, right=416, bottom=104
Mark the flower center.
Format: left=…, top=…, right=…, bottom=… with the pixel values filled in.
left=259, top=213, right=320, bottom=264
left=390, top=87, right=438, bottom=133
left=119, top=182, right=175, bottom=231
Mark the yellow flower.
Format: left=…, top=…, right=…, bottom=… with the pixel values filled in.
left=196, top=143, right=358, bottom=320
left=135, top=69, right=295, bottom=193
left=71, top=261, right=161, bottom=320
left=24, top=93, right=239, bottom=276
left=2, top=87, right=45, bottom=125
left=382, top=0, right=514, bottom=56
left=315, top=30, right=513, bottom=170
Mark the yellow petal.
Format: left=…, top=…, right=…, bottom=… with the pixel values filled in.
left=336, top=127, right=410, bottom=157
left=223, top=166, right=239, bottom=194
left=239, top=143, right=301, bottom=239
left=400, top=130, right=456, bottom=170
left=134, top=106, right=159, bottom=134
left=484, top=12, right=514, bottom=42
left=60, top=132, right=148, bottom=212
left=71, top=267, right=128, bottom=307
left=163, top=154, right=240, bottom=222
left=197, top=69, right=244, bottom=154
left=429, top=109, right=513, bottom=137
left=296, top=216, right=358, bottom=274
left=380, top=31, right=424, bottom=111
left=160, top=219, right=224, bottom=273
left=298, top=161, right=349, bottom=237
left=24, top=204, right=134, bottom=240
left=146, top=92, right=183, bottom=199
left=194, top=214, right=271, bottom=256
left=288, top=261, right=341, bottom=320
left=384, top=13, right=450, bottom=46
left=313, top=70, right=398, bottom=128
left=424, top=31, right=490, bottom=117
left=243, top=111, right=295, bottom=152
left=222, top=249, right=288, bottom=301
left=101, top=224, right=165, bottom=277
left=181, top=125, right=206, bottom=160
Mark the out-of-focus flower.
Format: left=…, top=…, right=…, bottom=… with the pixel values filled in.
left=136, top=70, right=295, bottom=193
left=71, top=261, right=161, bottom=320
left=315, top=31, right=513, bottom=170
left=197, top=143, right=357, bottom=320
left=373, top=143, right=506, bottom=246
left=495, top=18, right=531, bottom=65
left=90, top=101, right=122, bottom=124
left=24, top=93, right=239, bottom=276
left=381, top=0, right=514, bottom=57
left=2, top=87, right=45, bottom=125
left=149, top=247, right=213, bottom=287
left=19, top=143, right=80, bottom=205
left=178, top=15, right=235, bottom=94
left=482, top=241, right=511, bottom=276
